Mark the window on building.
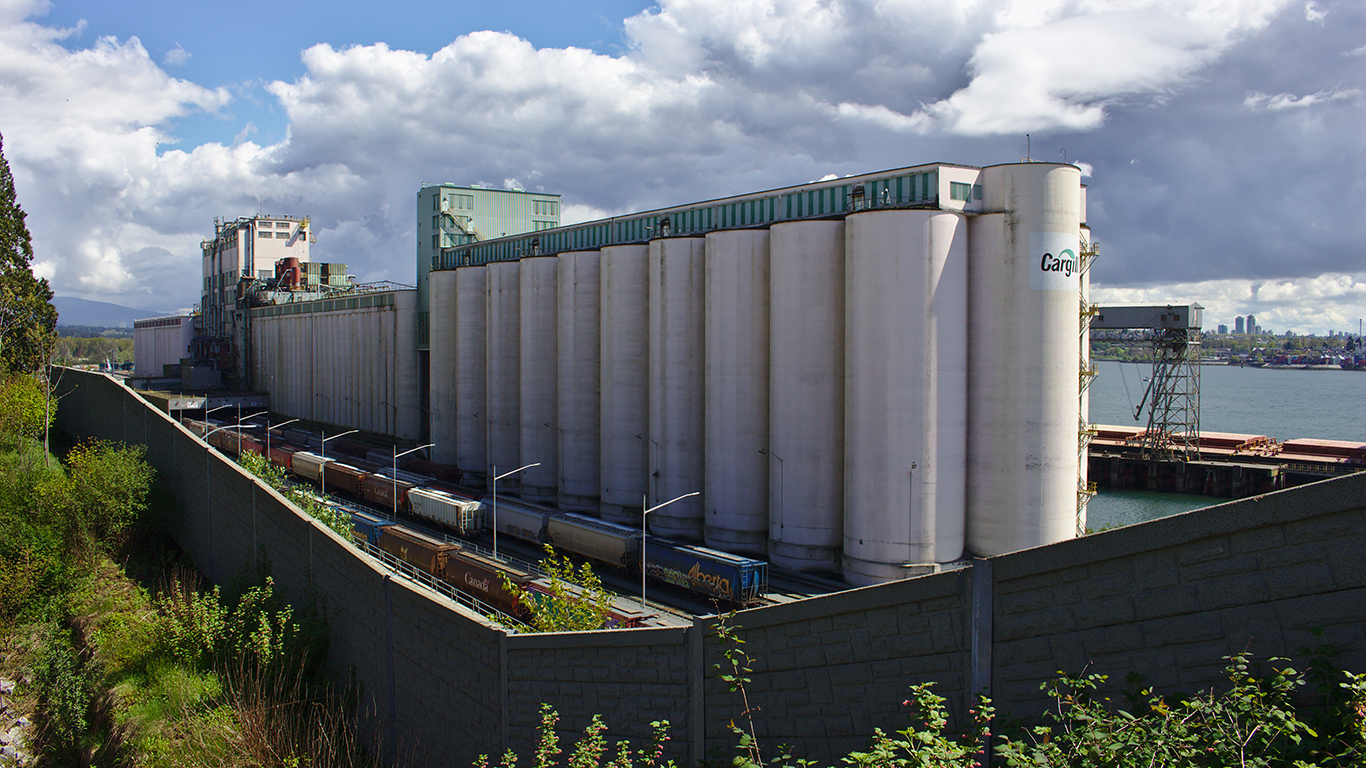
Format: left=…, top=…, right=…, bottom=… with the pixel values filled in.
left=432, top=234, right=439, bottom=248
left=259, top=230, right=272, bottom=238
left=973, top=184, right=983, bottom=201
left=275, top=231, right=289, bottom=238
left=950, top=182, right=972, bottom=201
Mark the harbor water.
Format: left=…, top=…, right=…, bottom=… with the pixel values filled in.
left=1086, top=360, right=1365, bottom=529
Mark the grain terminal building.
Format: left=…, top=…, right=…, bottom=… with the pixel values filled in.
left=423, top=161, right=1094, bottom=585
left=159, top=161, right=1093, bottom=586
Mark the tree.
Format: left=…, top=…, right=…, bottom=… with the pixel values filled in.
left=0, top=133, right=58, bottom=375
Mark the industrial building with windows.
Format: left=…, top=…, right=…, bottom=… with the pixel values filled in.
left=138, top=161, right=1093, bottom=586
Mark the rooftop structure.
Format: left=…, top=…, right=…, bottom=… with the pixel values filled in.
left=416, top=184, right=561, bottom=346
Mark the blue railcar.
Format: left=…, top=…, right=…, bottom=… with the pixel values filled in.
left=643, top=538, right=768, bottom=604
left=350, top=510, right=397, bottom=546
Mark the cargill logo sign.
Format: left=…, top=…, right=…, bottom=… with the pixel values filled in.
left=1030, top=232, right=1079, bottom=291
left=1040, top=248, right=1077, bottom=277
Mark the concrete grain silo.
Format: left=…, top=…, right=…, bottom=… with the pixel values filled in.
left=703, top=228, right=770, bottom=555
left=767, top=220, right=845, bottom=572
left=647, top=236, right=706, bottom=540
left=486, top=260, right=522, bottom=494
left=599, top=244, right=650, bottom=524
left=966, top=163, right=1082, bottom=556
left=454, top=265, right=488, bottom=487
left=518, top=256, right=559, bottom=503
left=428, top=269, right=458, bottom=464
left=843, top=209, right=967, bottom=585
left=557, top=250, right=602, bottom=513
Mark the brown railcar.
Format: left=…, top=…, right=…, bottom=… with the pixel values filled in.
left=376, top=526, right=460, bottom=579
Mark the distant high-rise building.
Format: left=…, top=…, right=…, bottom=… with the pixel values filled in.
left=1235, top=316, right=1245, bottom=334
left=1247, top=314, right=1257, bottom=335
left=1217, top=324, right=1228, bottom=334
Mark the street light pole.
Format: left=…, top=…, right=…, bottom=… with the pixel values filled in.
left=393, top=443, right=436, bottom=518
left=641, top=491, right=699, bottom=612
left=320, top=428, right=359, bottom=497
left=267, top=417, right=300, bottom=459
left=491, top=462, right=540, bottom=561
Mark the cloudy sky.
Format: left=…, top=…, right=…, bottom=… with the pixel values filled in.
left=1, top=0, right=1362, bottom=334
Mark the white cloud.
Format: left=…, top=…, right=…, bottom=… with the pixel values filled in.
left=1244, top=87, right=1362, bottom=109
left=0, top=0, right=1360, bottom=321
left=1303, top=1, right=1326, bottom=22
left=1092, top=273, right=1366, bottom=336
left=163, top=43, right=189, bottom=66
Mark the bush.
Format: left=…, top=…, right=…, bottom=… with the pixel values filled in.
left=498, top=545, right=618, bottom=632
left=238, top=450, right=351, bottom=539
left=35, top=626, right=102, bottom=763
left=0, top=372, right=52, bottom=446
left=65, top=438, right=155, bottom=553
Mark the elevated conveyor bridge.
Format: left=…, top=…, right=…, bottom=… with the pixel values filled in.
left=1091, top=304, right=1203, bottom=462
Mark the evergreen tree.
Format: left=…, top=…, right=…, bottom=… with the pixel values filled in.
left=0, top=133, right=58, bottom=374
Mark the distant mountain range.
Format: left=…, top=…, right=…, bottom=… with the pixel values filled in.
left=52, top=297, right=179, bottom=329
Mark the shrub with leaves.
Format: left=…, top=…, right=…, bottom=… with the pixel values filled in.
left=499, top=545, right=618, bottom=632
left=65, top=438, right=155, bottom=552
left=0, top=371, right=52, bottom=445
left=995, top=652, right=1366, bottom=767
left=238, top=449, right=351, bottom=539
left=475, top=703, right=675, bottom=768
left=155, top=575, right=307, bottom=675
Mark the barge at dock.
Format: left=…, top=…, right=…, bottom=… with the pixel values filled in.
left=1088, top=424, right=1365, bottom=498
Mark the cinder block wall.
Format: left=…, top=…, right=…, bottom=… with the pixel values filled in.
left=55, top=370, right=1366, bottom=767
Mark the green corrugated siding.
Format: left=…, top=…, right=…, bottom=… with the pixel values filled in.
left=431, top=165, right=957, bottom=268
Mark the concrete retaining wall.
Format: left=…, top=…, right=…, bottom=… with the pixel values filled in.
left=55, top=369, right=1366, bottom=765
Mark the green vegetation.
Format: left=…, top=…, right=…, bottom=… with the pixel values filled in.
left=483, top=617, right=1366, bottom=768
left=499, top=544, right=619, bottom=632
left=1091, top=331, right=1358, bottom=364
left=52, top=335, right=134, bottom=367
left=236, top=449, right=352, bottom=539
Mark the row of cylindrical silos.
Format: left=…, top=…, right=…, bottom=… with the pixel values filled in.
left=428, top=163, right=1086, bottom=584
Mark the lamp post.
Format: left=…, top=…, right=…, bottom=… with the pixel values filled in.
left=234, top=411, right=267, bottom=454
left=320, top=429, right=359, bottom=497
left=641, top=491, right=699, bottom=612
left=491, top=462, right=539, bottom=561
left=393, top=443, right=435, bottom=518
left=267, top=417, right=300, bottom=458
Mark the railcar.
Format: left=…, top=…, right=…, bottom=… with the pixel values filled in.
left=547, top=513, right=641, bottom=568
left=349, top=510, right=397, bottom=546
left=484, top=495, right=554, bottom=543
left=267, top=444, right=298, bottom=470
left=644, top=538, right=769, bottom=604
left=290, top=451, right=331, bottom=483
left=409, top=487, right=486, bottom=535
left=376, top=526, right=459, bottom=579
left=444, top=549, right=533, bottom=620
left=360, top=473, right=415, bottom=515
left=323, top=462, right=366, bottom=495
